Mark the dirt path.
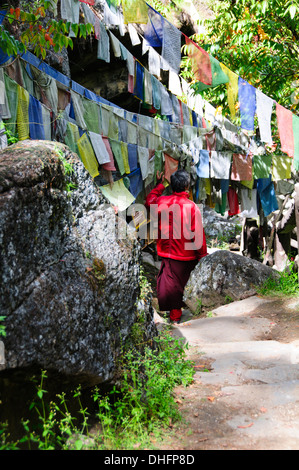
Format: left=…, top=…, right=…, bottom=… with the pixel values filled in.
left=154, top=295, right=299, bottom=450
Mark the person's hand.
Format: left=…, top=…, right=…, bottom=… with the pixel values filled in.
left=156, top=171, right=164, bottom=185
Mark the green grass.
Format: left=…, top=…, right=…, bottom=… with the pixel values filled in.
left=257, top=261, right=299, bottom=297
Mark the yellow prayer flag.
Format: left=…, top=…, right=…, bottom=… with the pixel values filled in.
left=220, top=63, right=239, bottom=118
left=17, top=85, right=29, bottom=141
left=121, top=0, right=148, bottom=24
left=121, top=141, right=130, bottom=174
left=100, top=178, right=135, bottom=212
left=77, top=133, right=99, bottom=178
left=271, top=155, right=292, bottom=181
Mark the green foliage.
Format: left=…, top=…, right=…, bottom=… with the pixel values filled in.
left=0, top=316, right=6, bottom=337
left=55, top=146, right=77, bottom=193
left=3, top=122, right=18, bottom=145
left=257, top=260, right=299, bottom=296
left=0, top=330, right=195, bottom=450
left=182, top=0, right=299, bottom=117
left=2, top=1, right=94, bottom=59
left=93, top=331, right=195, bottom=448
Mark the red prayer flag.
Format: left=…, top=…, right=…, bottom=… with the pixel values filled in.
left=79, top=0, right=95, bottom=5
left=276, top=103, right=294, bottom=157
left=184, top=37, right=212, bottom=86
left=164, top=153, right=179, bottom=182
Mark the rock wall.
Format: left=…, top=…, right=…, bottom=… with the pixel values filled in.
left=0, top=140, right=156, bottom=386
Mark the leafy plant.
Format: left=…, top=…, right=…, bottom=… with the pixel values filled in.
left=1, top=328, right=195, bottom=450
left=2, top=1, right=94, bottom=60
left=0, top=316, right=6, bottom=338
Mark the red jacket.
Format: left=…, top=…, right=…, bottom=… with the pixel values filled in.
left=145, top=183, right=208, bottom=261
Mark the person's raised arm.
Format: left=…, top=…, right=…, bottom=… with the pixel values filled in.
left=145, top=171, right=165, bottom=208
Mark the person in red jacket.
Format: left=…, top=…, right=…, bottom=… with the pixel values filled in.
left=145, top=168, right=208, bottom=323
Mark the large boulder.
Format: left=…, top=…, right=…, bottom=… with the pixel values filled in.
left=0, top=140, right=156, bottom=386
left=183, top=250, right=279, bottom=313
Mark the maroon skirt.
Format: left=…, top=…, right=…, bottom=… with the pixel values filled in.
left=156, top=258, right=198, bottom=311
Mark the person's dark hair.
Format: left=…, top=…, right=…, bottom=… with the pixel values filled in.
left=170, top=169, right=190, bottom=193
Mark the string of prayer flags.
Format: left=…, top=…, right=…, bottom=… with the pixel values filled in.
left=121, top=0, right=148, bottom=24
left=238, top=78, right=256, bottom=131
left=276, top=103, right=294, bottom=158
left=77, top=132, right=99, bottom=178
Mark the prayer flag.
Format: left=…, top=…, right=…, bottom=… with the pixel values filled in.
left=121, top=0, right=148, bottom=24
left=238, top=78, right=256, bottom=131
left=184, top=37, right=212, bottom=86
left=276, top=103, right=294, bottom=157
left=77, top=132, right=99, bottom=178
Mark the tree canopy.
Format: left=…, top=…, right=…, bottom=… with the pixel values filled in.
left=181, top=0, right=299, bottom=117
left=0, top=1, right=94, bottom=60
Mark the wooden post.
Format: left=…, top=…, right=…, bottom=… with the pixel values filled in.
left=295, top=184, right=299, bottom=282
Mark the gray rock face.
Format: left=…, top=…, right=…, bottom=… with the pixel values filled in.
left=0, top=140, right=156, bottom=385
left=183, top=250, right=279, bottom=313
